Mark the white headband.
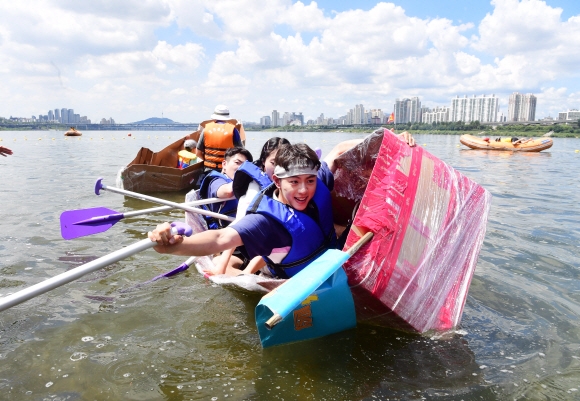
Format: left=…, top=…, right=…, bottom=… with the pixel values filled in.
left=273, top=164, right=319, bottom=178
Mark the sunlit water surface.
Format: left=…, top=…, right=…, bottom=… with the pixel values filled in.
left=0, top=130, right=579, bottom=400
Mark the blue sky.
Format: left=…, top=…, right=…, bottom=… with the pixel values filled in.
left=319, top=0, right=580, bottom=22
left=1, top=0, right=580, bottom=123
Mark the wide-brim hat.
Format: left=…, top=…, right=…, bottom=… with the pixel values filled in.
left=211, top=105, right=230, bottom=120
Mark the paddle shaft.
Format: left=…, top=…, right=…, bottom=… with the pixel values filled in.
left=0, top=223, right=192, bottom=312
left=0, top=239, right=154, bottom=312
left=96, top=179, right=234, bottom=222
left=120, top=197, right=235, bottom=219
left=346, top=232, right=374, bottom=256
left=264, top=231, right=374, bottom=328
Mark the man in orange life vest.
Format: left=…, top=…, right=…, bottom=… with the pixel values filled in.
left=196, top=105, right=244, bottom=172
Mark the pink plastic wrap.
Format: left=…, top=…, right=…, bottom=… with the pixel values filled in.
left=336, top=129, right=491, bottom=333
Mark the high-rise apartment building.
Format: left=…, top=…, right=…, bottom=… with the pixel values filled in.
left=260, top=116, right=271, bottom=126
left=394, top=97, right=421, bottom=124
left=450, top=94, right=499, bottom=123
left=370, top=109, right=383, bottom=124
left=271, top=110, right=279, bottom=127
left=508, top=92, right=537, bottom=122
left=422, top=106, right=450, bottom=123
left=61, top=108, right=68, bottom=124
left=353, top=104, right=365, bottom=125
left=558, top=109, right=580, bottom=121
left=54, top=109, right=60, bottom=122
left=344, top=104, right=366, bottom=125
left=294, top=112, right=304, bottom=125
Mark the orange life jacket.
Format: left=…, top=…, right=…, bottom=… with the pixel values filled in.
left=202, top=121, right=236, bottom=170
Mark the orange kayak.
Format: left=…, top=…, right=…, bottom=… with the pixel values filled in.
left=460, top=134, right=553, bottom=152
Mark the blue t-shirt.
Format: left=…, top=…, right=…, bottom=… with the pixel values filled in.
left=229, top=161, right=333, bottom=259
left=206, top=176, right=229, bottom=213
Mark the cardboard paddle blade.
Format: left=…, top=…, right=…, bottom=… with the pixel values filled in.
left=255, top=249, right=356, bottom=348
left=60, top=207, right=119, bottom=240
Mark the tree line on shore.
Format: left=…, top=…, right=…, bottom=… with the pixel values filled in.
left=261, top=119, right=580, bottom=137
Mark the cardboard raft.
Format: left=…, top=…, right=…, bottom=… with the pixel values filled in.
left=117, top=119, right=246, bottom=193
left=333, top=129, right=491, bottom=333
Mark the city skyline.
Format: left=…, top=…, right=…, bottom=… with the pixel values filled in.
left=262, top=91, right=546, bottom=126
left=11, top=90, right=580, bottom=126
left=1, top=1, right=580, bottom=124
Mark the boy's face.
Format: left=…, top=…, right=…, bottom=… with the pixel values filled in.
left=222, top=153, right=247, bottom=179
left=273, top=174, right=317, bottom=211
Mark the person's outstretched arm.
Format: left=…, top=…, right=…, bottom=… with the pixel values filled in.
left=148, top=223, right=242, bottom=256
left=323, top=132, right=416, bottom=174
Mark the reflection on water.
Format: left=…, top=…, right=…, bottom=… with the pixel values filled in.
left=58, top=251, right=99, bottom=267
left=1, top=131, right=580, bottom=399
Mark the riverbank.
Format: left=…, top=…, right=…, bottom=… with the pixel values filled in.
left=256, top=126, right=578, bottom=138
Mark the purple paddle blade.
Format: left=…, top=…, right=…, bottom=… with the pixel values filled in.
left=60, top=207, right=122, bottom=240
left=149, top=261, right=191, bottom=282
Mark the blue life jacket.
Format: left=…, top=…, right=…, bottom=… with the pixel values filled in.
left=232, top=161, right=274, bottom=199
left=246, top=179, right=337, bottom=279
left=199, top=171, right=238, bottom=229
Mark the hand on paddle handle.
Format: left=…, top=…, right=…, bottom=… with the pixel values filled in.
left=148, top=222, right=191, bottom=248
left=397, top=131, right=416, bottom=147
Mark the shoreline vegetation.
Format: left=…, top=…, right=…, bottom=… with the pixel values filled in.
left=259, top=120, right=580, bottom=138
left=1, top=121, right=579, bottom=138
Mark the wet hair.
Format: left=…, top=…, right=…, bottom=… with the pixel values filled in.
left=274, top=143, right=321, bottom=172
left=224, top=147, right=253, bottom=162
left=256, top=137, right=291, bottom=170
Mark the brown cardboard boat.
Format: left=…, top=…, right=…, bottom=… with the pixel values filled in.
left=118, top=119, right=246, bottom=193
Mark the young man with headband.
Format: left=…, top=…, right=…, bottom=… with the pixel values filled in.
left=149, top=143, right=335, bottom=278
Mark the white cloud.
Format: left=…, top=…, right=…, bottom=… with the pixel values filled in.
left=170, top=88, right=187, bottom=95
left=280, top=1, right=330, bottom=32
left=473, top=0, right=565, bottom=55
left=473, top=0, right=580, bottom=76
left=1, top=0, right=580, bottom=122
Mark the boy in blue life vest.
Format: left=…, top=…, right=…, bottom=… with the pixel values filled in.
left=149, top=143, right=336, bottom=279
left=198, top=147, right=253, bottom=230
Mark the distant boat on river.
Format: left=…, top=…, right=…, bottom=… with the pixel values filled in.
left=64, top=127, right=82, bottom=136
left=460, top=134, right=553, bottom=152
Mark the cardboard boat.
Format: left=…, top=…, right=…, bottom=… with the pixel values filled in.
left=460, top=134, right=553, bottom=152
left=334, top=129, right=492, bottom=333
left=185, top=128, right=491, bottom=338
left=118, top=119, right=246, bottom=193
left=64, top=127, right=82, bottom=136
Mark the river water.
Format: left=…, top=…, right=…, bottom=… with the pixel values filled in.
left=0, top=130, right=579, bottom=400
